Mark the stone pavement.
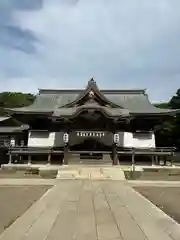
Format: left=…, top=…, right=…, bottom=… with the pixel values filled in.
left=0, top=180, right=180, bottom=240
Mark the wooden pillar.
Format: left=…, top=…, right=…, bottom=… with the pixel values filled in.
left=157, top=155, right=160, bottom=165
left=8, top=153, right=12, bottom=164
left=20, top=140, right=24, bottom=163
left=132, top=149, right=135, bottom=173
left=171, top=151, right=174, bottom=166
left=152, top=155, right=156, bottom=165
left=155, top=155, right=158, bottom=165
left=112, top=144, right=118, bottom=165
left=47, top=153, right=51, bottom=165
left=164, top=156, right=167, bottom=166
left=118, top=154, right=120, bottom=163
left=28, top=155, right=31, bottom=165
left=151, top=155, right=154, bottom=165
left=8, top=145, right=12, bottom=164
left=64, top=145, right=69, bottom=165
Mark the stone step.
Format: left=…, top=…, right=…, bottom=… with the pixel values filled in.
left=56, top=166, right=125, bottom=180
left=69, top=159, right=112, bottom=166
left=69, top=154, right=113, bottom=166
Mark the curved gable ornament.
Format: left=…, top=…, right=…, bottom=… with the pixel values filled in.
left=64, top=78, right=121, bottom=108
left=89, top=90, right=94, bottom=98
left=88, top=77, right=96, bottom=86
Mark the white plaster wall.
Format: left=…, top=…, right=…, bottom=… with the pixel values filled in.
left=133, top=132, right=155, bottom=148
left=118, top=132, right=133, bottom=148
left=28, top=131, right=55, bottom=147
left=118, top=132, right=156, bottom=148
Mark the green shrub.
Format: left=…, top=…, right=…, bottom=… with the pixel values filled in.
left=168, top=169, right=180, bottom=176
left=0, top=167, right=16, bottom=174
left=39, top=169, right=57, bottom=179
left=25, top=168, right=39, bottom=175
left=143, top=168, right=159, bottom=173
left=124, top=171, right=142, bottom=180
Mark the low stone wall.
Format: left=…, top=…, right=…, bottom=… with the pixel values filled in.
left=124, top=167, right=180, bottom=180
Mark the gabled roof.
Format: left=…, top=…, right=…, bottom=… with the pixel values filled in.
left=0, top=125, right=29, bottom=133
left=63, top=78, right=119, bottom=107
left=0, top=116, right=28, bottom=125
left=52, top=106, right=130, bottom=118
left=0, top=116, right=11, bottom=122
left=5, top=78, right=179, bottom=118
left=0, top=116, right=29, bottom=132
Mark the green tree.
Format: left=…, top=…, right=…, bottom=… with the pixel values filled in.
left=169, top=89, right=180, bottom=109
left=0, top=92, right=35, bottom=116
left=155, top=102, right=169, bottom=109
left=155, top=89, right=180, bottom=149
left=169, top=89, right=180, bottom=149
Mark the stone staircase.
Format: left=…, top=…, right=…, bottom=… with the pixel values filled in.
left=56, top=165, right=125, bottom=180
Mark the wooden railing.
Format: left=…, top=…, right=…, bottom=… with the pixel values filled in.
left=6, top=146, right=176, bottom=156
left=117, top=147, right=176, bottom=156
left=2, top=145, right=178, bottom=166
left=8, top=146, right=64, bottom=155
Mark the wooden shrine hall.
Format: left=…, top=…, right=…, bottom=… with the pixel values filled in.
left=2, top=78, right=179, bottom=165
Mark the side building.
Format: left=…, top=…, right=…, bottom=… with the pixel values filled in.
left=4, top=78, right=178, bottom=165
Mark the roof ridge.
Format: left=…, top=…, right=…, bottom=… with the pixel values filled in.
left=39, top=88, right=146, bottom=94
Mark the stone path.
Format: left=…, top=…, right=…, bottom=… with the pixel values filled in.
left=0, top=180, right=180, bottom=240
left=56, top=166, right=125, bottom=180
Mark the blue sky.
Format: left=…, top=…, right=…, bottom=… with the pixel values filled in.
left=0, top=0, right=180, bottom=102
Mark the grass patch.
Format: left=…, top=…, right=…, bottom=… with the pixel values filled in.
left=0, top=166, right=57, bottom=179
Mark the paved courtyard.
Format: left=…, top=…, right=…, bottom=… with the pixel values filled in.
left=0, top=179, right=180, bottom=240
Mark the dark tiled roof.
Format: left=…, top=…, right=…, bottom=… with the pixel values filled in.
left=52, top=106, right=130, bottom=118
left=6, top=79, right=179, bottom=117
left=0, top=116, right=11, bottom=122
left=0, top=125, right=29, bottom=133
left=7, top=90, right=177, bottom=116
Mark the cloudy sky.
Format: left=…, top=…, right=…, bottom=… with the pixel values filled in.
left=0, top=0, right=180, bottom=102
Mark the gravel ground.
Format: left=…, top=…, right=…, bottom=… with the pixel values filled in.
left=0, top=173, right=41, bottom=178
left=0, top=169, right=41, bottom=179
left=134, top=186, right=180, bottom=224
left=0, top=185, right=51, bottom=234
left=124, top=170, right=180, bottom=181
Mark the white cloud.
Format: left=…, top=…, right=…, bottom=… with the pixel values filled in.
left=0, top=0, right=179, bottom=101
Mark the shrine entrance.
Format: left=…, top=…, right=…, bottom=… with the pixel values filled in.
left=68, top=131, right=113, bottom=165
left=69, top=131, right=112, bottom=152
